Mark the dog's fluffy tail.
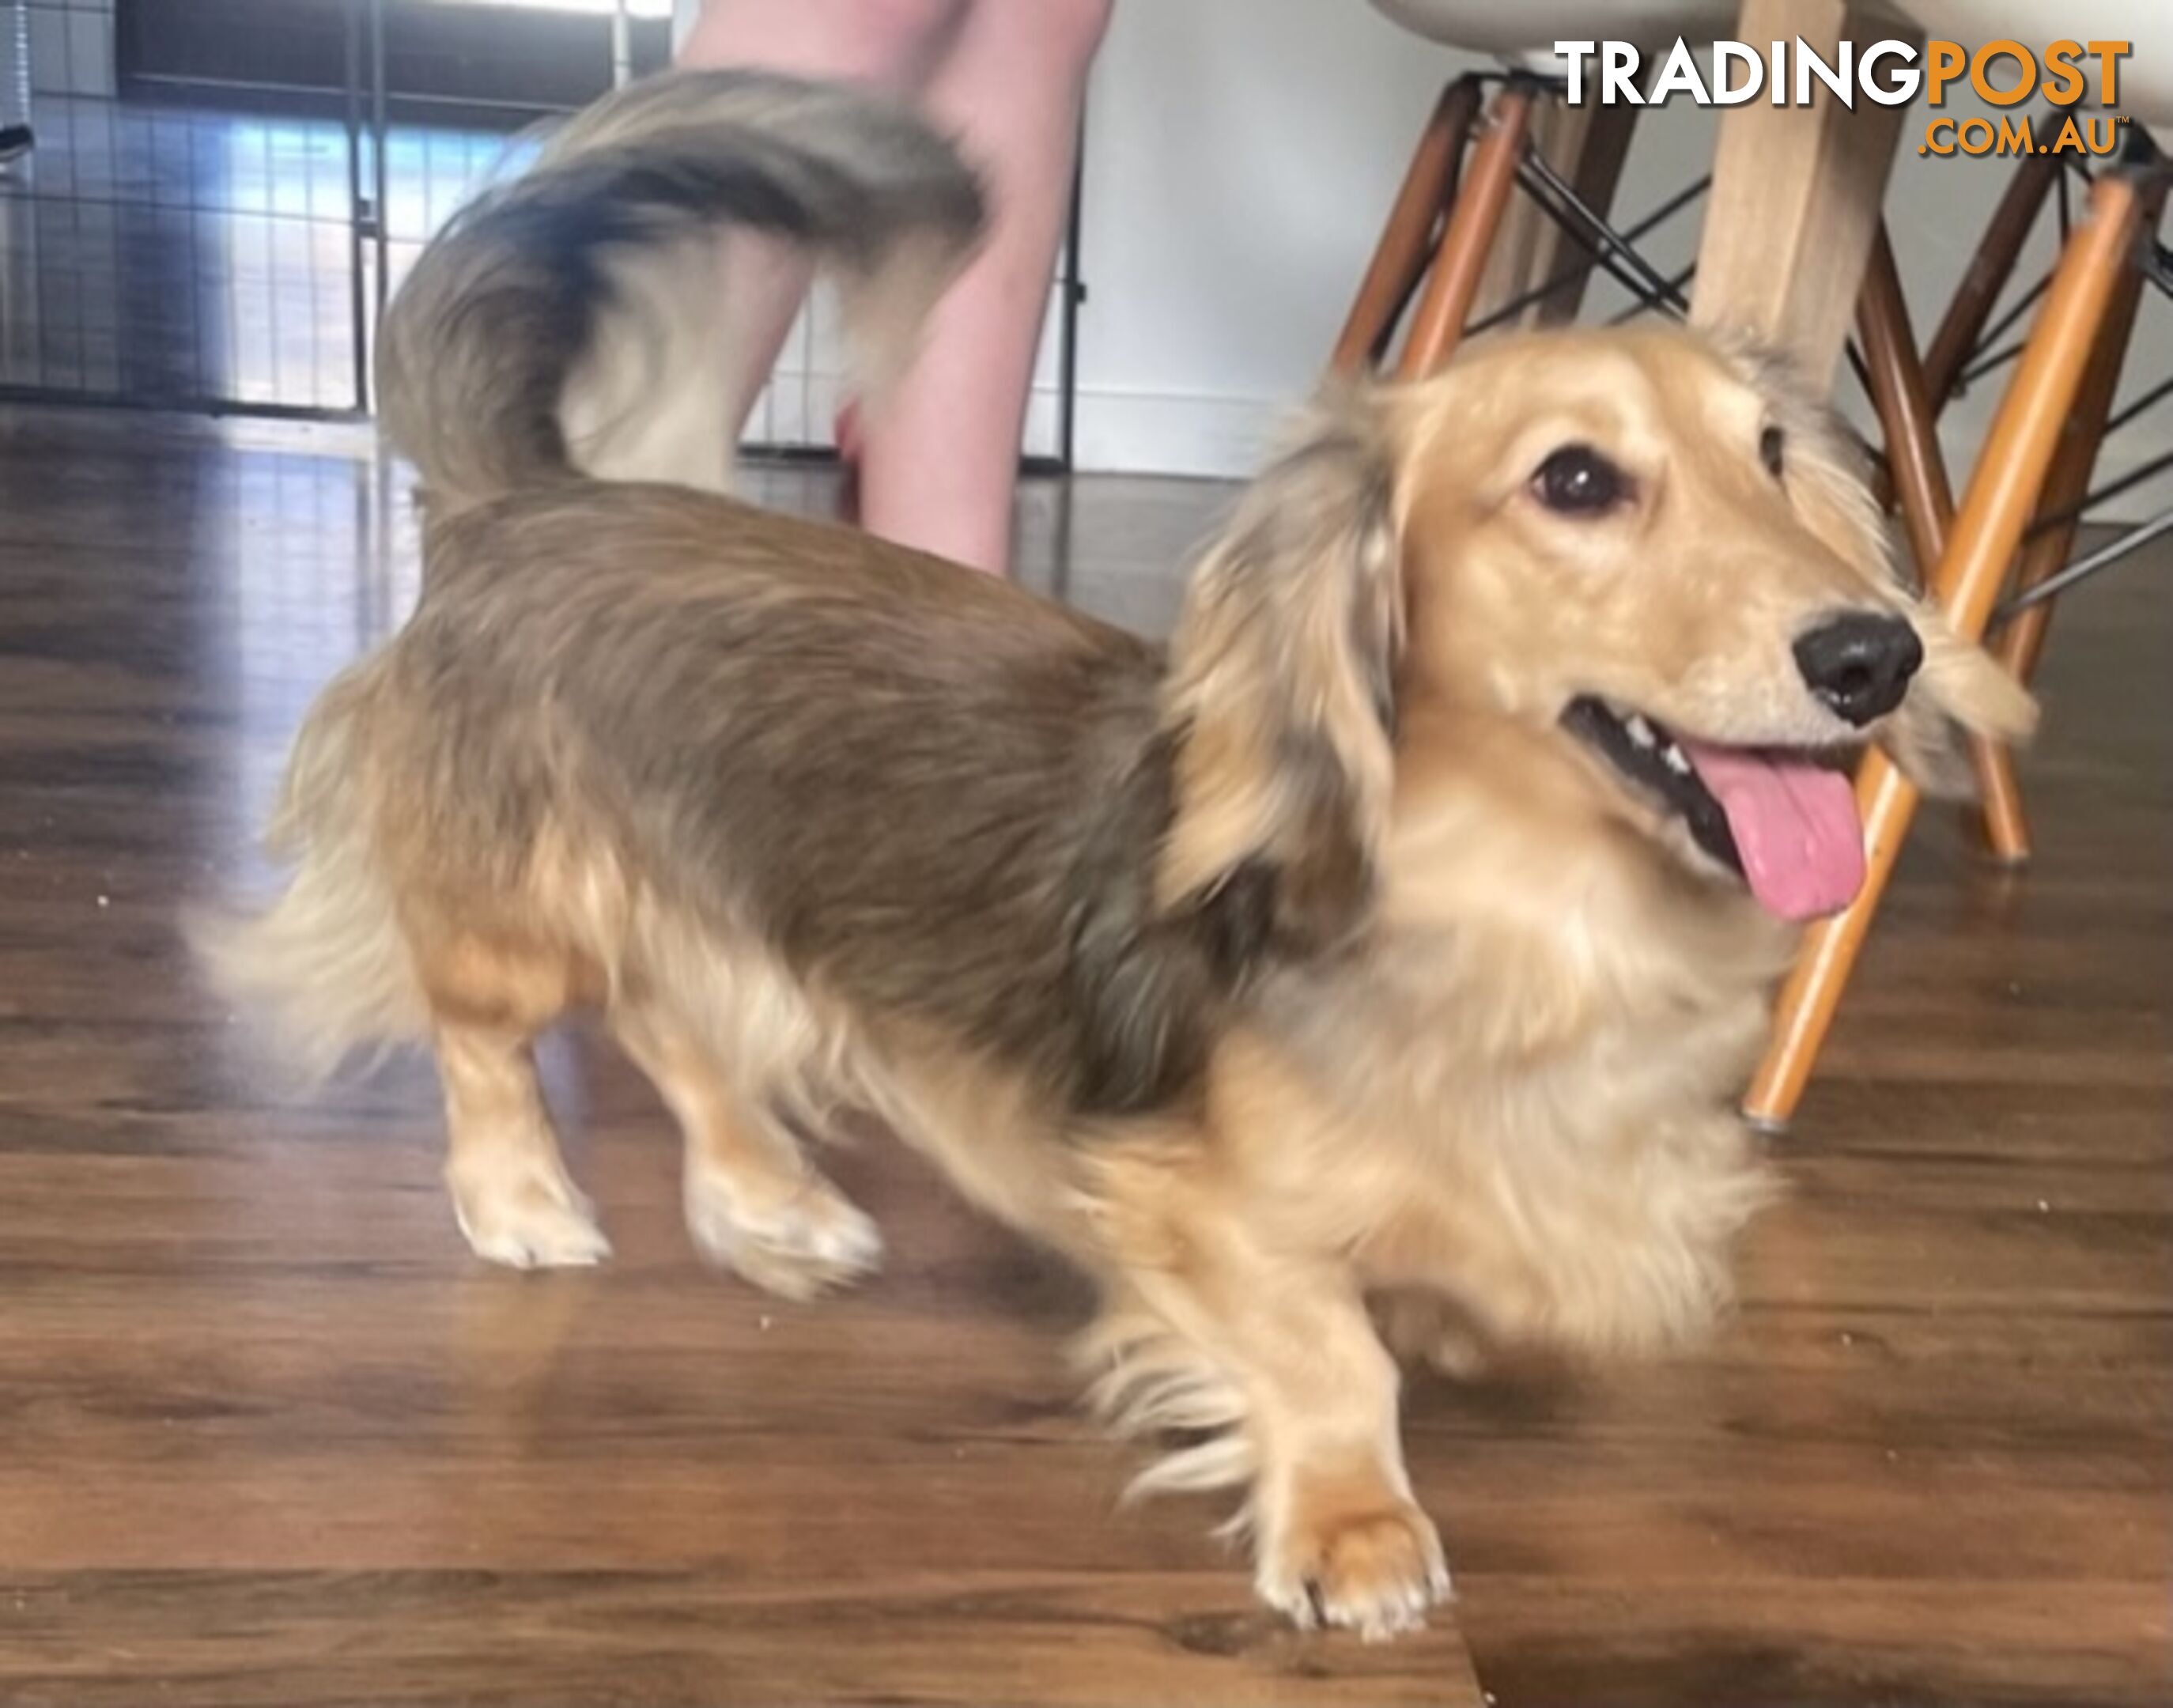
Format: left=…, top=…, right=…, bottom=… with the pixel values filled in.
left=376, top=69, right=986, bottom=514
left=187, top=663, right=429, bottom=1086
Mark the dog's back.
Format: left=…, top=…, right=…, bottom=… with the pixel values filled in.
left=394, top=482, right=1204, bottom=1098
left=196, top=71, right=1251, bottom=1120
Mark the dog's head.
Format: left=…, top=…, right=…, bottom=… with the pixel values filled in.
left=1156, top=325, right=2035, bottom=947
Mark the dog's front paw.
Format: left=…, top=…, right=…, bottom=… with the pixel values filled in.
left=1257, top=1499, right=1451, bottom=1642
left=685, top=1165, right=882, bottom=1301
left=448, top=1158, right=612, bottom=1270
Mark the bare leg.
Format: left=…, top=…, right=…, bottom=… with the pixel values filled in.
left=855, top=0, right=1111, bottom=574
left=676, top=0, right=969, bottom=433
left=437, top=1022, right=611, bottom=1269
left=610, top=999, right=880, bottom=1299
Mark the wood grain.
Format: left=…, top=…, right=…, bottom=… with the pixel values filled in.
left=1689, top=0, right=1913, bottom=391
left=2, top=403, right=2168, bottom=1705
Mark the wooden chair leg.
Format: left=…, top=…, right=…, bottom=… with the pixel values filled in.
left=1744, top=171, right=2145, bottom=1131
left=1688, top=0, right=1912, bottom=389
left=1469, top=97, right=1638, bottom=330
left=1922, top=149, right=2062, bottom=410
left=1529, top=102, right=1639, bottom=327
left=1396, top=83, right=1533, bottom=380
left=1329, top=77, right=1481, bottom=376
left=1869, top=149, right=2052, bottom=512
left=1857, top=221, right=1956, bottom=580
left=1975, top=175, right=2165, bottom=863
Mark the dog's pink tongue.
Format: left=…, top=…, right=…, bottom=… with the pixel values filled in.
left=1679, top=741, right=1865, bottom=921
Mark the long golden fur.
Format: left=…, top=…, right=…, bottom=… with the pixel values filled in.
left=195, top=70, right=2035, bottom=1638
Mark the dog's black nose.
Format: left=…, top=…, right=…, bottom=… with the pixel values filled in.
left=1793, top=612, right=1922, bottom=726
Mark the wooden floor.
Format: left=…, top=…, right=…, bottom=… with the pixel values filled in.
left=0, top=407, right=2166, bottom=1706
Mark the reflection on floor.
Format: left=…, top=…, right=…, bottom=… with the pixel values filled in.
left=0, top=92, right=516, bottom=410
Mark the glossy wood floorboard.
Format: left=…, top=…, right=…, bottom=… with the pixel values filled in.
left=0, top=407, right=2166, bottom=1706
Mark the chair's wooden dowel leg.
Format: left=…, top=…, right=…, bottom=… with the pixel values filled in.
left=1469, top=96, right=1638, bottom=331
left=1857, top=223, right=2045, bottom=871
left=1395, top=85, right=1532, bottom=380
left=1873, top=150, right=2047, bottom=514
left=1990, top=191, right=2156, bottom=678
left=1531, top=101, right=1638, bottom=327
left=1933, top=176, right=2142, bottom=629
left=1996, top=569, right=2062, bottom=686
left=1748, top=753, right=1915, bottom=1132
left=1329, top=77, right=1481, bottom=377
left=1975, top=742, right=2031, bottom=862
left=1745, top=172, right=2143, bottom=1131
left=1973, top=176, right=2164, bottom=861
left=1857, top=221, right=1955, bottom=576
left=1922, top=149, right=2061, bottom=410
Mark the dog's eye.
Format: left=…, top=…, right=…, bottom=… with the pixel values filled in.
left=1759, top=425, right=1786, bottom=479
left=1531, top=444, right=1631, bottom=516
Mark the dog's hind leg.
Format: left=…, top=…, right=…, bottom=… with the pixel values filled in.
left=420, top=926, right=610, bottom=1269
left=610, top=999, right=882, bottom=1300
left=437, top=1018, right=612, bottom=1269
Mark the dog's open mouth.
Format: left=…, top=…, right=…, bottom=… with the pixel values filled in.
left=1561, top=696, right=1865, bottom=922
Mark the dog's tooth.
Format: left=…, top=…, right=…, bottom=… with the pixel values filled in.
left=1661, top=743, right=1691, bottom=776
left=1625, top=714, right=1657, bottom=747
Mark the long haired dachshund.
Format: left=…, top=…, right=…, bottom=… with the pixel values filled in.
left=197, top=70, right=2035, bottom=1637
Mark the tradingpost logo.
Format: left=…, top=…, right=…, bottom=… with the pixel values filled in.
left=1555, top=38, right=2135, bottom=157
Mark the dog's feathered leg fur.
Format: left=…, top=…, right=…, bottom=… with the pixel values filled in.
left=1074, top=1138, right=1450, bottom=1640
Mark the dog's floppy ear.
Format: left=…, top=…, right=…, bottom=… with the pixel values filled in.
left=1155, top=389, right=1404, bottom=960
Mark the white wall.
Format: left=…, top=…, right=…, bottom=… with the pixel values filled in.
left=1071, top=0, right=1446, bottom=474
left=1070, top=0, right=2173, bottom=523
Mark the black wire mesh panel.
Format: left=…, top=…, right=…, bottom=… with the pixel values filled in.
left=0, top=1, right=1076, bottom=459
left=0, top=2, right=625, bottom=418
left=4, top=94, right=356, bottom=413
left=0, top=0, right=524, bottom=418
